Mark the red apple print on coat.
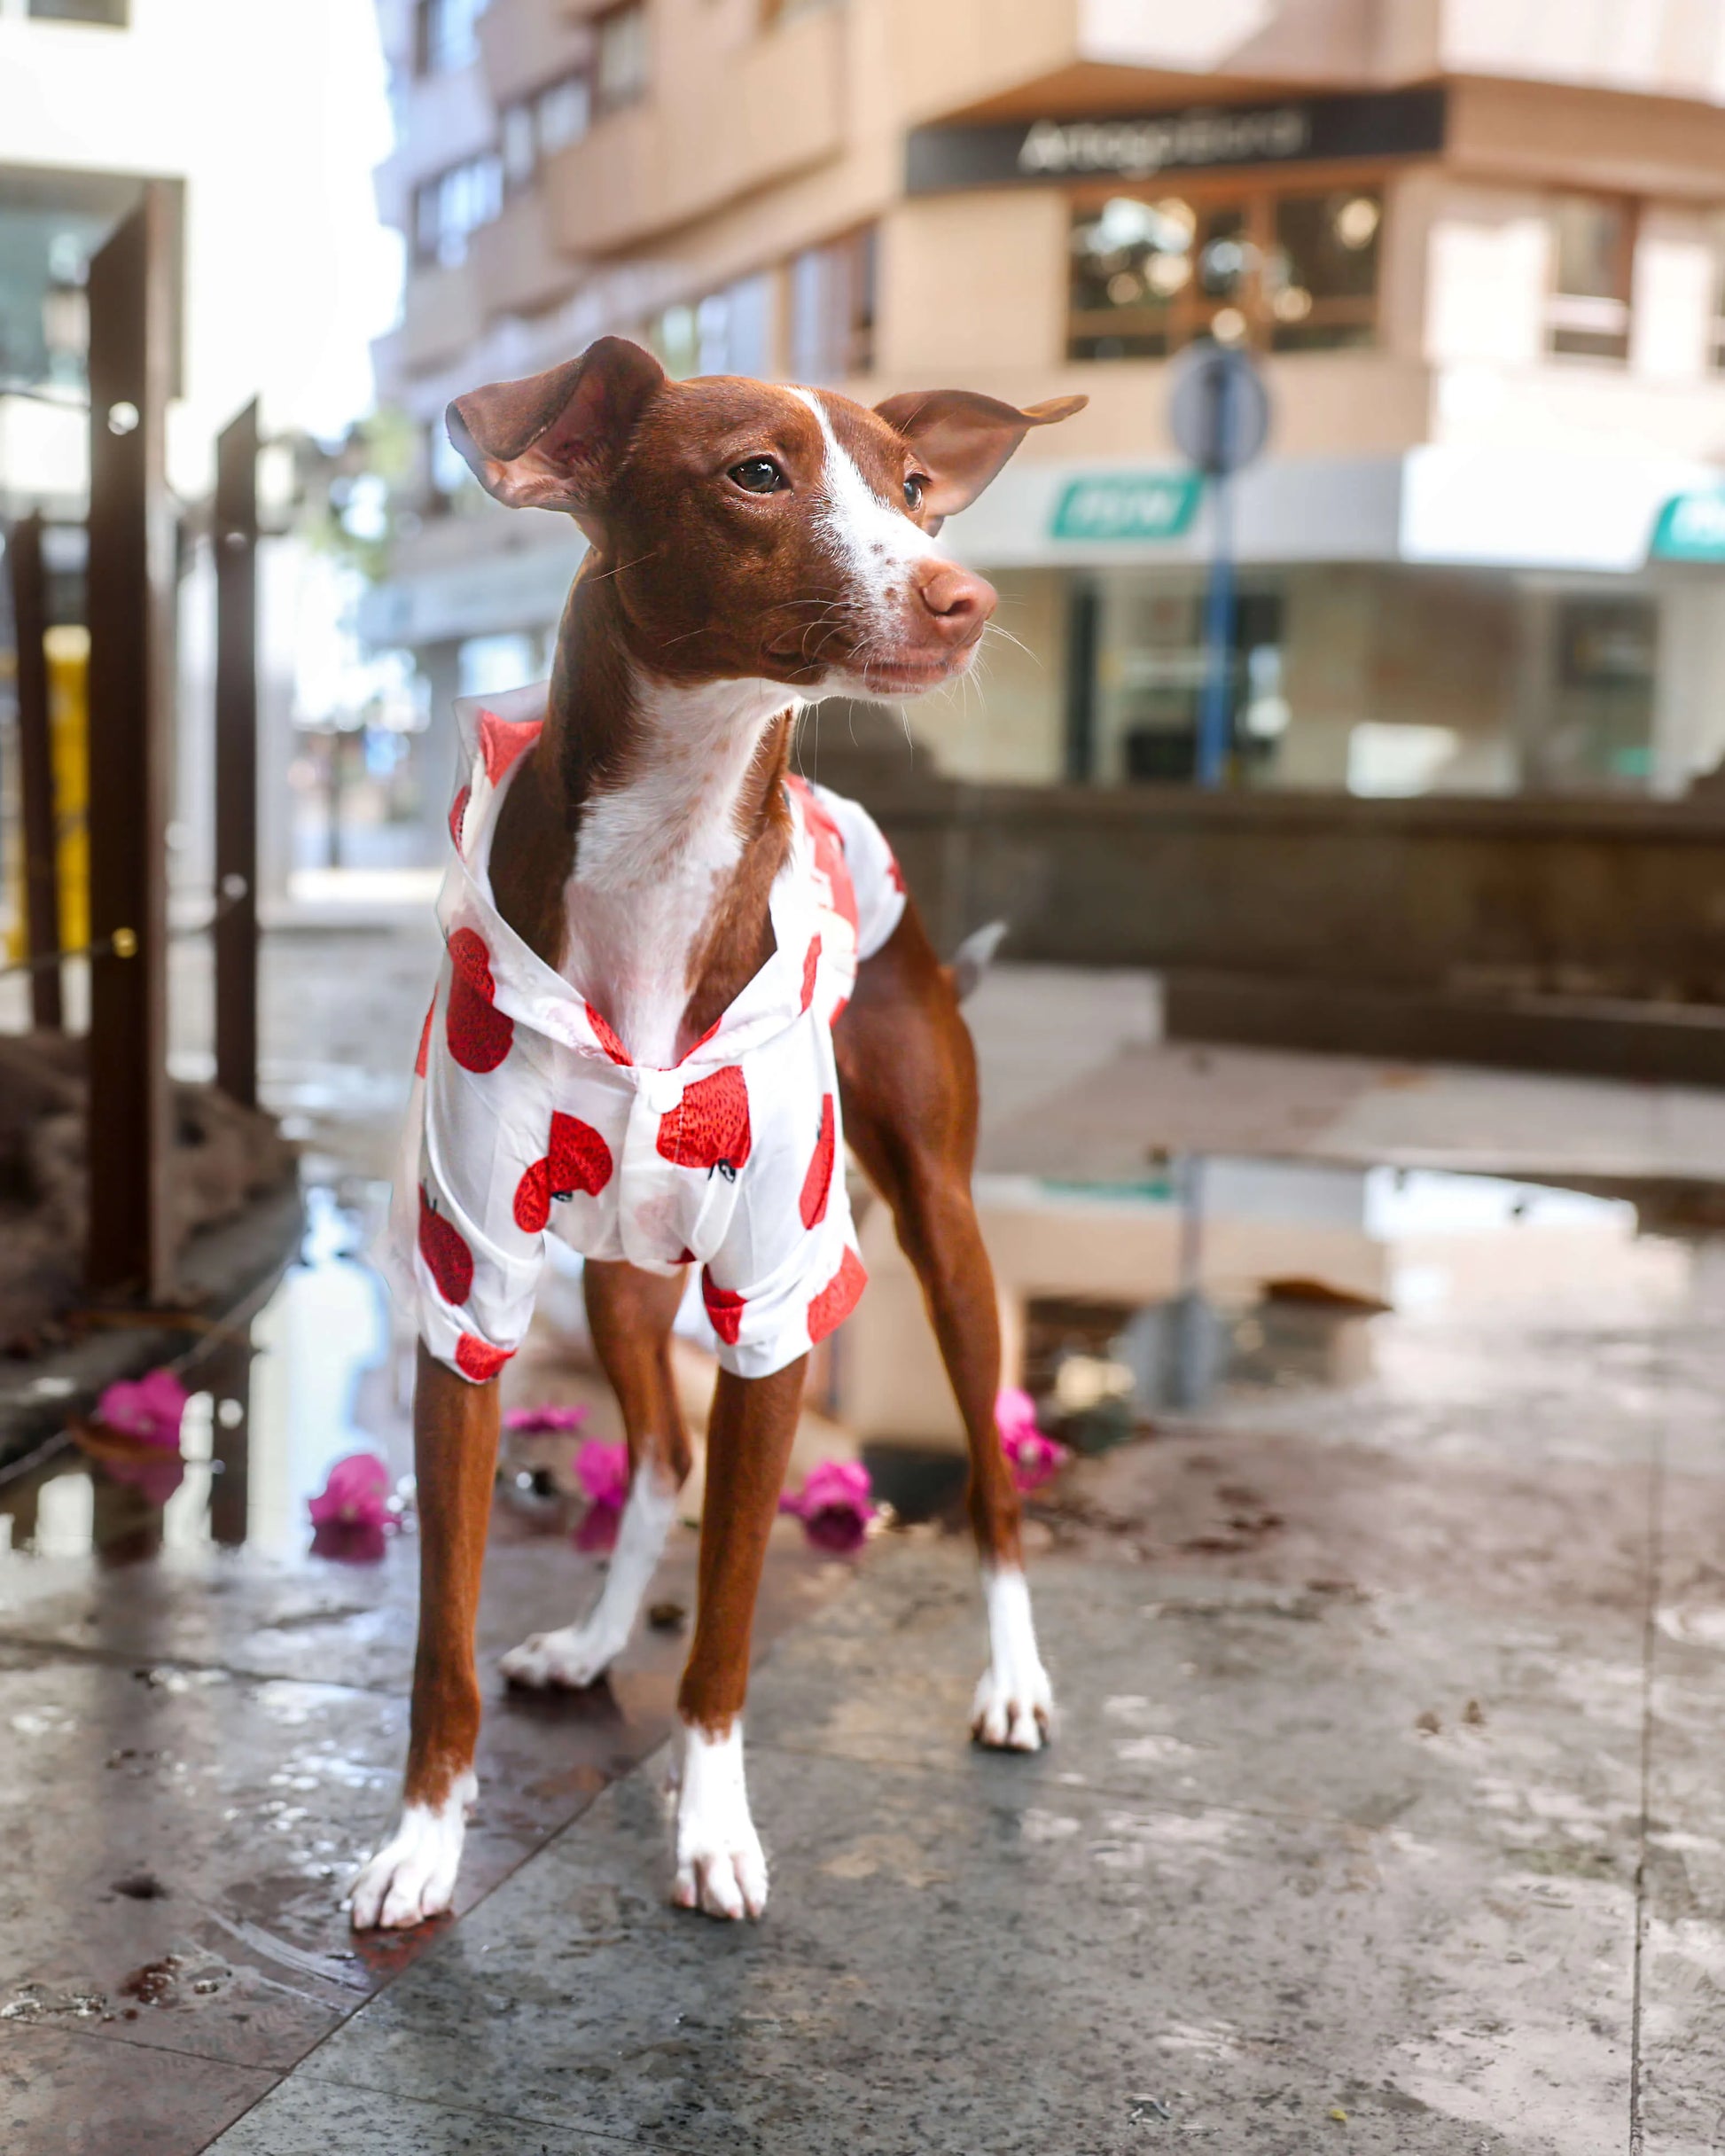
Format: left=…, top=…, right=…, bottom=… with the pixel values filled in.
left=657, top=1066, right=752, bottom=1171
left=800, top=933, right=822, bottom=1013
left=418, top=1187, right=473, bottom=1306
left=446, top=926, right=513, bottom=1073
left=477, top=710, right=542, bottom=785
left=456, top=1333, right=511, bottom=1381
left=550, top=1111, right=613, bottom=1195
left=808, top=1246, right=866, bottom=1344
left=702, top=1272, right=746, bottom=1346
left=886, top=852, right=904, bottom=893
left=512, top=1159, right=551, bottom=1235
left=797, top=785, right=857, bottom=934
left=800, top=1094, right=836, bottom=1229
left=414, top=996, right=433, bottom=1079
left=449, top=783, right=470, bottom=855
left=584, top=1002, right=631, bottom=1066
left=514, top=1113, right=613, bottom=1233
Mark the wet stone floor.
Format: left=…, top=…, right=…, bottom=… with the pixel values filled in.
left=4, top=1168, right=1725, bottom=2152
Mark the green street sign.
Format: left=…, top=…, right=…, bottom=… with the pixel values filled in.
left=1050, top=472, right=1202, bottom=543
left=1651, top=491, right=1725, bottom=561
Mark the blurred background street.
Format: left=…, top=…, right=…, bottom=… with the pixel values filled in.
left=10, top=2, right=1725, bottom=2151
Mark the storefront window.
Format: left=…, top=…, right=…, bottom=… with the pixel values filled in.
left=1550, top=597, right=1655, bottom=785
left=1265, top=191, right=1380, bottom=350
left=1068, top=184, right=1383, bottom=360
left=1546, top=196, right=1633, bottom=363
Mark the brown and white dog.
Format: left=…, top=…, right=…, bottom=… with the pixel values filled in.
left=349, top=338, right=1084, bottom=1929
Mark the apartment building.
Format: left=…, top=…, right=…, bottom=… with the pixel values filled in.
left=367, top=0, right=1725, bottom=800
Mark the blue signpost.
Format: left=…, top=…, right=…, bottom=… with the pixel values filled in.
left=1168, top=343, right=1270, bottom=788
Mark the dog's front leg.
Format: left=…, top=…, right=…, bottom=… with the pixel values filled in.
left=351, top=1343, right=498, bottom=1929
left=671, top=1356, right=805, bottom=1920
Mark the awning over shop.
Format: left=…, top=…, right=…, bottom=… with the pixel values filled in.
left=946, top=447, right=1725, bottom=576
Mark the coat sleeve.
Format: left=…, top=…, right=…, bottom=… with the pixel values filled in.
left=408, top=954, right=557, bottom=1384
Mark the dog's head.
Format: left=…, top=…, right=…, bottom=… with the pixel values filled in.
left=447, top=338, right=1084, bottom=699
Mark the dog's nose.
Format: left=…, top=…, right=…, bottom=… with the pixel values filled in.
left=912, top=560, right=996, bottom=642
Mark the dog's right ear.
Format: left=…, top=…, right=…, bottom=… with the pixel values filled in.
left=445, top=337, right=665, bottom=522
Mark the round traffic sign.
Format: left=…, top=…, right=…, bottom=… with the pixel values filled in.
left=1168, top=342, right=1270, bottom=478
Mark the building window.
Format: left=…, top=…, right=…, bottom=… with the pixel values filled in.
left=415, top=0, right=488, bottom=77
left=1068, top=184, right=1383, bottom=360
left=654, top=274, right=776, bottom=380
left=789, top=227, right=875, bottom=381
left=1546, top=196, right=1633, bottom=363
left=26, top=0, right=128, bottom=21
left=595, top=1, right=649, bottom=114
left=502, top=69, right=594, bottom=190
left=1711, top=216, right=1725, bottom=371
left=413, top=153, right=503, bottom=267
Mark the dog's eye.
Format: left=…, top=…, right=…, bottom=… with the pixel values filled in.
left=903, top=474, right=927, bottom=510
left=729, top=457, right=784, bottom=495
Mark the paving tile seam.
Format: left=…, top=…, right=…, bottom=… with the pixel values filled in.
left=1628, top=1408, right=1670, bottom=2156
left=228, top=2066, right=704, bottom=2156
left=0, top=2011, right=282, bottom=2083
left=0, top=1627, right=410, bottom=1697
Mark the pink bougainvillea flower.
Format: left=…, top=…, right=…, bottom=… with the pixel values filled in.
left=573, top=1500, right=622, bottom=1555
left=94, top=1367, right=188, bottom=1449
left=308, top=1453, right=393, bottom=1533
left=310, top=1519, right=389, bottom=1565
left=574, top=1438, right=629, bottom=1510
left=780, top=1457, right=876, bottom=1553
left=995, top=1386, right=1069, bottom=1494
left=504, top=1403, right=591, bottom=1435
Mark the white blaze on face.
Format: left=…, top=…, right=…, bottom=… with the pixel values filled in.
left=789, top=387, right=945, bottom=653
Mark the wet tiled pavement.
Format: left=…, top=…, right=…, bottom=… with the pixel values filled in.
left=0, top=1188, right=841, bottom=2154
left=9, top=921, right=1725, bottom=2150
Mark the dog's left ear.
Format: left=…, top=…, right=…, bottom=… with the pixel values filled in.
left=873, top=388, right=1087, bottom=520
left=445, top=337, right=666, bottom=523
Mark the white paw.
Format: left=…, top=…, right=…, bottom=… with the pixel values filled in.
left=972, top=1566, right=1054, bottom=1752
left=971, top=1658, right=1053, bottom=1751
left=500, top=1621, right=621, bottom=1691
left=348, top=1773, right=474, bottom=1931
left=673, top=1722, right=768, bottom=1921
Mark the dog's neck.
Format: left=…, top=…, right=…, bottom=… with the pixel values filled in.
left=490, top=566, right=795, bottom=1068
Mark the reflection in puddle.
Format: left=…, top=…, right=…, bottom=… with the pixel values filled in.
left=1013, top=1158, right=1690, bottom=1437
left=0, top=1179, right=410, bottom=1567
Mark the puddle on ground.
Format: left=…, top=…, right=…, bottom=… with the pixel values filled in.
left=2, top=1152, right=1715, bottom=1558
left=1010, top=1156, right=1711, bottom=1443
left=0, top=1179, right=411, bottom=1567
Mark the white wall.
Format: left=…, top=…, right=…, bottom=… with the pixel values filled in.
left=0, top=0, right=400, bottom=487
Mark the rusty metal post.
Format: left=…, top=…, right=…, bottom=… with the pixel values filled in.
left=214, top=401, right=259, bottom=1108
left=8, top=511, right=62, bottom=1030
left=85, top=186, right=176, bottom=1302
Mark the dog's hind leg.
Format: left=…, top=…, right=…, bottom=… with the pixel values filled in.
left=836, top=902, right=1052, bottom=1752
left=351, top=1344, right=498, bottom=1928
left=501, top=1259, right=691, bottom=1691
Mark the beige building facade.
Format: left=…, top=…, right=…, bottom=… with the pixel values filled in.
left=367, top=0, right=1725, bottom=801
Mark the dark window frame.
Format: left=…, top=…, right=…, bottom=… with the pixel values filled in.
left=1545, top=191, right=1637, bottom=366
left=1065, top=165, right=1389, bottom=363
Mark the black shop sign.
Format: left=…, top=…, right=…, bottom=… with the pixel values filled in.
left=905, top=86, right=1446, bottom=195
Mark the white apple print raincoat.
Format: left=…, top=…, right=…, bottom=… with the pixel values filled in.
left=385, top=683, right=905, bottom=1383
